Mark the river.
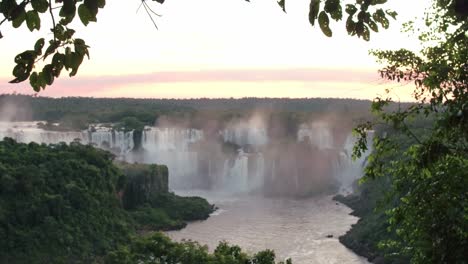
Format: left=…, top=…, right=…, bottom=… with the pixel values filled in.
left=167, top=191, right=369, bottom=264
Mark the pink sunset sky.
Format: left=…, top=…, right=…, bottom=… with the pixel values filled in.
left=0, top=0, right=427, bottom=100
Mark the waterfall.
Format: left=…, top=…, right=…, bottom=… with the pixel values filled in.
left=221, top=149, right=249, bottom=193
left=334, top=131, right=374, bottom=193
left=0, top=122, right=88, bottom=144
left=90, top=127, right=134, bottom=156
left=223, top=126, right=268, bottom=146
left=0, top=121, right=373, bottom=196
left=297, top=122, right=334, bottom=149
left=0, top=122, right=134, bottom=157
left=218, top=150, right=266, bottom=194
left=141, top=127, right=203, bottom=189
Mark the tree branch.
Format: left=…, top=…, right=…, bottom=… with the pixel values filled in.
left=142, top=1, right=158, bottom=30
left=49, top=0, right=57, bottom=41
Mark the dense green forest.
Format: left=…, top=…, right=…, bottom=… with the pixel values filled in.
left=105, top=232, right=292, bottom=264
left=0, top=94, right=377, bottom=130
left=0, top=139, right=221, bottom=263
left=334, top=177, right=405, bottom=264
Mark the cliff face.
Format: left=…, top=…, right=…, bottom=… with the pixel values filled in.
left=118, top=163, right=169, bottom=210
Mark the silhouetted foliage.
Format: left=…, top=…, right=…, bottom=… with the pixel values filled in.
left=352, top=1, right=468, bottom=263
left=105, top=232, right=292, bottom=264
left=0, top=0, right=396, bottom=91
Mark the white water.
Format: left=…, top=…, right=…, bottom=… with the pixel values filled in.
left=139, top=127, right=203, bottom=189
left=0, top=121, right=371, bottom=195
left=297, top=122, right=334, bottom=150
left=333, top=132, right=374, bottom=194
left=0, top=122, right=135, bottom=157
left=1, top=121, right=371, bottom=263
left=222, top=126, right=268, bottom=146
left=167, top=191, right=369, bottom=264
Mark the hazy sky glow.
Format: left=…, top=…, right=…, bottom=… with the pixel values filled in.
left=0, top=0, right=428, bottom=100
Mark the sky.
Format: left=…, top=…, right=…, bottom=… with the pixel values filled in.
left=0, top=0, right=428, bottom=100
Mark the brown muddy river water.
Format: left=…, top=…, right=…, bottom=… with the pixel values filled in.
left=167, top=191, right=369, bottom=264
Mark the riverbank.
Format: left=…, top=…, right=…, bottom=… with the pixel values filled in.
left=334, top=178, right=409, bottom=264
left=167, top=191, right=369, bottom=264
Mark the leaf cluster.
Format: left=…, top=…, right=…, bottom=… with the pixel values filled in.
left=105, top=232, right=292, bottom=264
left=352, top=1, right=468, bottom=262
left=274, top=0, right=397, bottom=40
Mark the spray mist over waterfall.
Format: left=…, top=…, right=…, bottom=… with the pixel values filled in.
left=0, top=113, right=373, bottom=196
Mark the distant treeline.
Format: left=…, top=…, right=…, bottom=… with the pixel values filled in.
left=0, top=94, right=384, bottom=132
left=0, top=94, right=375, bottom=116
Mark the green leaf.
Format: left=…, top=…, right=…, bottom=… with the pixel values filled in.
left=345, top=4, right=357, bottom=15
left=308, top=0, right=320, bottom=26
left=29, top=72, right=40, bottom=92
left=31, top=0, right=48, bottom=13
left=12, top=9, right=26, bottom=28
left=362, top=25, right=370, bottom=41
left=97, top=0, right=106, bottom=8
left=84, top=0, right=99, bottom=18
left=37, top=72, right=47, bottom=89
left=74, top=38, right=90, bottom=59
left=346, top=16, right=356, bottom=35
left=44, top=41, right=59, bottom=60
left=52, top=53, right=65, bottom=77
left=386, top=10, right=397, bottom=19
left=65, top=28, right=76, bottom=39
left=64, top=52, right=73, bottom=70
left=59, top=0, right=76, bottom=25
left=14, top=50, right=36, bottom=64
left=0, top=0, right=17, bottom=17
left=42, top=64, right=54, bottom=85
left=324, top=0, right=342, bottom=21
left=277, top=0, right=286, bottom=12
left=356, top=21, right=364, bottom=37
left=34, top=38, right=45, bottom=54
left=10, top=62, right=30, bottom=83
left=318, top=11, right=332, bottom=37
left=373, top=9, right=389, bottom=29
left=26, top=10, right=41, bottom=31
left=68, top=52, right=84, bottom=77
left=53, top=24, right=66, bottom=41
left=78, top=4, right=93, bottom=26
left=12, top=64, right=27, bottom=78
left=368, top=20, right=379, bottom=32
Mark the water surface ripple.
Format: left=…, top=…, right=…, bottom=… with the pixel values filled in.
left=167, top=191, right=369, bottom=264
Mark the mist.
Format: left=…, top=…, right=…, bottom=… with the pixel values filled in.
left=0, top=107, right=372, bottom=197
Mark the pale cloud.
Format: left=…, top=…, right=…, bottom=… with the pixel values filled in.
left=0, top=68, right=415, bottom=101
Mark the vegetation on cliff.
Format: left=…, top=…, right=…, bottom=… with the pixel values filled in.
left=0, top=138, right=131, bottom=263
left=334, top=177, right=406, bottom=264
left=0, top=138, right=214, bottom=263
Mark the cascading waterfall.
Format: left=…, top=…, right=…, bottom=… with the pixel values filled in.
left=0, top=121, right=374, bottom=195
left=140, top=127, right=203, bottom=189
left=223, top=126, right=268, bottom=146
left=221, top=149, right=249, bottom=193
left=297, top=122, right=334, bottom=150
left=218, top=150, right=265, bottom=193
left=0, top=122, right=134, bottom=157
left=333, top=132, right=374, bottom=193
left=0, top=122, right=88, bottom=144
left=90, top=127, right=134, bottom=156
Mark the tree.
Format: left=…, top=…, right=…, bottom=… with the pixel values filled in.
left=1, top=0, right=397, bottom=91
left=353, top=0, right=467, bottom=263
left=105, top=232, right=292, bottom=264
